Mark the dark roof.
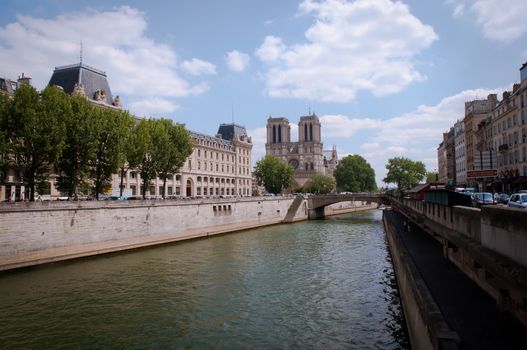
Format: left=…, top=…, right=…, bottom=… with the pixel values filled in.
left=408, top=183, right=430, bottom=193
left=217, top=123, right=247, bottom=141
left=48, top=63, right=114, bottom=105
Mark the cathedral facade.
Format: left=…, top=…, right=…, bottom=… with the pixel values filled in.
left=265, top=114, right=337, bottom=188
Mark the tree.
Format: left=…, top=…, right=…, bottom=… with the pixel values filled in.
left=87, top=108, right=127, bottom=199
left=115, top=111, right=137, bottom=197
left=334, top=154, right=377, bottom=192
left=254, top=155, right=294, bottom=194
left=383, top=157, right=426, bottom=190
left=127, top=118, right=161, bottom=199
left=426, top=171, right=439, bottom=183
left=156, top=119, right=193, bottom=198
left=0, top=94, right=10, bottom=185
left=304, top=174, right=335, bottom=194
left=55, top=95, right=95, bottom=198
left=8, top=85, right=67, bottom=201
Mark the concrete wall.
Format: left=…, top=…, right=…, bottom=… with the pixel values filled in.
left=392, top=196, right=527, bottom=327
left=0, top=197, right=298, bottom=271
left=383, top=210, right=459, bottom=350
left=481, top=206, right=527, bottom=268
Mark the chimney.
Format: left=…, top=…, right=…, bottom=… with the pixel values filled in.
left=502, top=91, right=510, bottom=100
left=17, top=73, right=32, bottom=86
left=487, top=93, right=497, bottom=101
left=513, top=83, right=520, bottom=93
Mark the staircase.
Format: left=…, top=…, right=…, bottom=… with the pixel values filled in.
left=283, top=195, right=305, bottom=223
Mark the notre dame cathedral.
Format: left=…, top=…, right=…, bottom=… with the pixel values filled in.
left=265, top=113, right=338, bottom=187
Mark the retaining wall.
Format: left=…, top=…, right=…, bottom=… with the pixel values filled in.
left=0, top=197, right=301, bottom=271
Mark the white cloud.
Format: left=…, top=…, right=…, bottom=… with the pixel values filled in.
left=129, top=98, right=179, bottom=117
left=255, top=0, right=437, bottom=102
left=453, top=3, right=465, bottom=17
left=320, top=114, right=381, bottom=138
left=225, top=50, right=250, bottom=72
left=471, top=0, right=527, bottom=42
left=448, top=0, right=527, bottom=43
left=181, top=58, right=216, bottom=76
left=0, top=6, right=214, bottom=116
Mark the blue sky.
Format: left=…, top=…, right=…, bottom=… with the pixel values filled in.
left=1, top=0, right=526, bottom=185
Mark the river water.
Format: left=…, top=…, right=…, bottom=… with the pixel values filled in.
left=0, top=209, right=409, bottom=349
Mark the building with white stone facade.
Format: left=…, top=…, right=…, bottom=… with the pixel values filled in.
left=438, top=62, right=527, bottom=192
left=112, top=123, right=253, bottom=198
left=454, top=120, right=466, bottom=186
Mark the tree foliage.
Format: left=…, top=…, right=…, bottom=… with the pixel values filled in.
left=8, top=85, right=67, bottom=201
left=426, top=171, right=439, bottom=183
left=55, top=95, right=94, bottom=198
left=383, top=157, right=426, bottom=190
left=304, top=174, right=335, bottom=194
left=87, top=108, right=133, bottom=199
left=254, top=155, right=294, bottom=194
left=128, top=118, right=162, bottom=199
left=0, top=93, right=10, bottom=184
left=156, top=120, right=193, bottom=198
left=334, top=154, right=377, bottom=192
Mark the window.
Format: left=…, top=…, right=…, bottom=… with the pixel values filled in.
left=130, top=172, right=136, bottom=179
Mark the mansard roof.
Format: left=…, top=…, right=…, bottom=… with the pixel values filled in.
left=48, top=63, right=114, bottom=105
left=217, top=123, right=248, bottom=141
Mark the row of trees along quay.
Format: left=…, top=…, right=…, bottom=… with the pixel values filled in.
left=254, top=154, right=428, bottom=195
left=0, top=84, right=193, bottom=201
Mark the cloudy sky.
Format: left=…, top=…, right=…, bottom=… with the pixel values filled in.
left=1, top=0, right=526, bottom=185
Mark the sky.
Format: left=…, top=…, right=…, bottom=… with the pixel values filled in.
left=1, top=0, right=526, bottom=186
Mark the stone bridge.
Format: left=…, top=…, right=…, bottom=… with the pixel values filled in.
left=307, top=193, right=388, bottom=219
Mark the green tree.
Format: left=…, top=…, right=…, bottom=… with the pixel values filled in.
left=115, top=111, right=137, bottom=197
left=8, top=85, right=67, bottom=201
left=55, top=95, right=95, bottom=198
left=156, top=120, right=193, bottom=198
left=426, top=171, right=439, bottom=183
left=334, top=154, right=377, bottom=192
left=87, top=108, right=128, bottom=199
left=0, top=94, right=10, bottom=185
left=254, top=155, right=294, bottom=194
left=304, top=174, right=335, bottom=194
left=383, top=157, right=426, bottom=190
left=128, top=118, right=161, bottom=199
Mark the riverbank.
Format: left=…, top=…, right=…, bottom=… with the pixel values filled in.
left=0, top=196, right=376, bottom=272
left=0, top=197, right=301, bottom=271
left=383, top=208, right=526, bottom=349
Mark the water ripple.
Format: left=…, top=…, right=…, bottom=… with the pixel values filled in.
left=0, top=210, right=409, bottom=349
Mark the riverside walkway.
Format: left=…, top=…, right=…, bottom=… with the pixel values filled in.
left=384, top=209, right=526, bottom=349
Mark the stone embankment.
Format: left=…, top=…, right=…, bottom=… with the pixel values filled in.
left=0, top=196, right=376, bottom=271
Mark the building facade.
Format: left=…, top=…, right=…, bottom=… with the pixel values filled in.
left=112, top=123, right=253, bottom=198
left=265, top=114, right=337, bottom=188
left=438, top=62, right=527, bottom=192
left=1, top=63, right=254, bottom=200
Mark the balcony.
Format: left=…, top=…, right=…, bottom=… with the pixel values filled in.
left=498, top=144, right=509, bottom=152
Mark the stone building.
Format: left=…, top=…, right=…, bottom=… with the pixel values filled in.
left=454, top=120, right=466, bottom=186
left=1, top=62, right=254, bottom=200
left=438, top=62, right=527, bottom=192
left=111, top=123, right=253, bottom=198
left=437, top=127, right=455, bottom=185
left=265, top=113, right=337, bottom=188
left=48, top=63, right=122, bottom=109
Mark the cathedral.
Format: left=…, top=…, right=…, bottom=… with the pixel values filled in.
left=265, top=114, right=338, bottom=188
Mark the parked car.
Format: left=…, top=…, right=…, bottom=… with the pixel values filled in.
left=493, top=193, right=510, bottom=204
left=507, top=193, right=527, bottom=209
left=471, top=192, right=495, bottom=207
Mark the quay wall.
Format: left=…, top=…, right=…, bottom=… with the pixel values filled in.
left=0, top=197, right=307, bottom=271
left=390, top=196, right=527, bottom=327
left=383, top=209, right=459, bottom=350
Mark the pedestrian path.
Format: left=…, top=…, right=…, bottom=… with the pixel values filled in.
left=385, top=209, right=526, bottom=349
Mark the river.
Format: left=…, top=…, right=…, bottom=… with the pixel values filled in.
left=0, top=209, right=409, bottom=349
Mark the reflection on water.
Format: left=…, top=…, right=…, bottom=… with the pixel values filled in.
left=0, top=209, right=409, bottom=349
